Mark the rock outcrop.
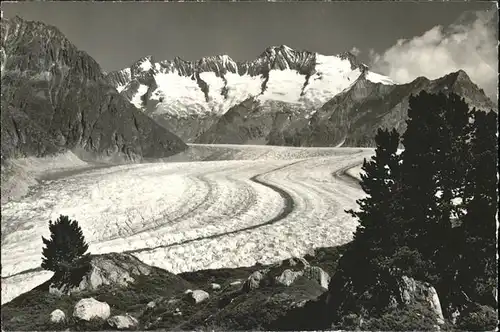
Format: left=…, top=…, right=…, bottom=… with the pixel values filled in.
left=210, top=283, right=221, bottom=290
left=303, top=266, right=330, bottom=290
left=275, top=269, right=304, bottom=287
left=323, top=268, right=449, bottom=330
left=0, top=16, right=187, bottom=164
left=73, top=298, right=111, bottom=321
left=49, top=253, right=153, bottom=295
left=398, top=275, right=445, bottom=325
left=243, top=270, right=265, bottom=292
left=187, top=290, right=210, bottom=304
left=107, top=314, right=139, bottom=330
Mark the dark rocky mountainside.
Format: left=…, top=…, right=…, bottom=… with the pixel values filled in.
left=199, top=70, right=497, bottom=147
left=0, top=16, right=187, bottom=164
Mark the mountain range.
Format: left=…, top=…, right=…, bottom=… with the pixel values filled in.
left=106, top=46, right=496, bottom=147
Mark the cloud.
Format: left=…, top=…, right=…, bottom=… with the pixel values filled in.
left=350, top=46, right=361, bottom=57
left=370, top=9, right=498, bottom=101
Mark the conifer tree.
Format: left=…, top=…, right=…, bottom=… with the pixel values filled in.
left=399, top=92, right=472, bottom=283
left=41, top=215, right=91, bottom=285
left=329, top=128, right=403, bottom=318
left=400, top=92, right=444, bottom=278
left=460, top=110, right=498, bottom=305
left=347, top=128, right=402, bottom=254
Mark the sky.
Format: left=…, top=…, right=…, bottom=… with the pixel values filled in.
left=1, top=1, right=498, bottom=100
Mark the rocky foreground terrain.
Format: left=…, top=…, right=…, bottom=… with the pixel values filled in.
left=0, top=247, right=451, bottom=331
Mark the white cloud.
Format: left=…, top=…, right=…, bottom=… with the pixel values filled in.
left=370, top=9, right=498, bottom=101
left=350, top=46, right=361, bottom=57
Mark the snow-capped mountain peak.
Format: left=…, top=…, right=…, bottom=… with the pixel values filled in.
left=106, top=46, right=395, bottom=117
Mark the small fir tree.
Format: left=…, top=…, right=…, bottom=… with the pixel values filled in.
left=41, top=215, right=91, bottom=286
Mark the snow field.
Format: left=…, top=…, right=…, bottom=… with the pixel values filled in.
left=224, top=72, right=263, bottom=107
left=258, top=69, right=306, bottom=104
left=301, top=54, right=363, bottom=105
left=366, top=71, right=396, bottom=85
left=152, top=72, right=209, bottom=116
left=130, top=84, right=149, bottom=108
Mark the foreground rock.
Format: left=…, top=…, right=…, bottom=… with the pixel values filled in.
left=2, top=246, right=349, bottom=331
left=276, top=269, right=304, bottom=286
left=319, top=267, right=449, bottom=331
left=241, top=258, right=330, bottom=291
left=49, top=309, right=65, bottom=323
left=188, top=290, right=210, bottom=304
left=399, top=275, right=445, bottom=325
left=49, top=252, right=153, bottom=295
left=243, top=271, right=265, bottom=291
left=303, top=266, right=331, bottom=290
left=107, top=314, right=139, bottom=330
left=73, top=298, right=110, bottom=321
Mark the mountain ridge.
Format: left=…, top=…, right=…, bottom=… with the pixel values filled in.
left=0, top=15, right=187, bottom=165
left=107, top=43, right=495, bottom=146
left=106, top=45, right=391, bottom=118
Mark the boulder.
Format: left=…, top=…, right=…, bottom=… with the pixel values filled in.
left=399, top=276, right=445, bottom=325
left=49, top=284, right=69, bottom=297
left=283, top=257, right=309, bottom=269
left=75, top=253, right=151, bottom=291
left=303, top=266, right=330, bottom=289
left=147, top=301, right=156, bottom=309
left=230, top=280, right=242, bottom=286
left=107, top=314, right=139, bottom=330
left=50, top=309, right=66, bottom=323
left=188, top=290, right=210, bottom=304
left=243, top=270, right=265, bottom=292
left=73, top=298, right=111, bottom=321
left=49, top=253, right=153, bottom=295
left=275, top=269, right=304, bottom=287
left=211, top=283, right=221, bottom=290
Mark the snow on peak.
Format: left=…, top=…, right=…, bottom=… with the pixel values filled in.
left=366, top=71, right=396, bottom=85
left=137, top=56, right=153, bottom=72
left=108, top=45, right=396, bottom=117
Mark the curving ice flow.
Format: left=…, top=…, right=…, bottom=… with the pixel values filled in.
left=1, top=145, right=374, bottom=304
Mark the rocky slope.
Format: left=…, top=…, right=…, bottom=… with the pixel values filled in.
left=4, top=247, right=492, bottom=331
left=107, top=46, right=495, bottom=146
left=0, top=16, right=187, bottom=165
left=198, top=69, right=497, bottom=147
left=0, top=248, right=343, bottom=331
